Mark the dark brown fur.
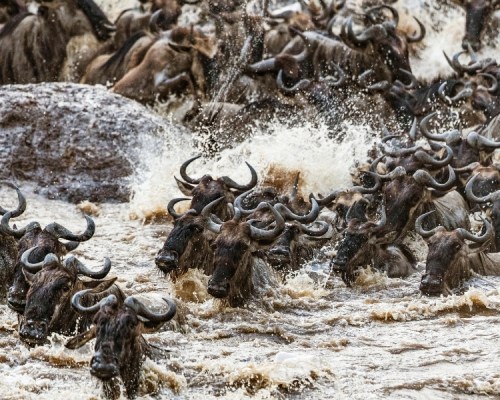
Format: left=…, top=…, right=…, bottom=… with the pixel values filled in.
left=19, top=258, right=120, bottom=346
left=0, top=0, right=94, bottom=84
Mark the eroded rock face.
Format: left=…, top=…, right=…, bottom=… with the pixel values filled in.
left=0, top=83, right=171, bottom=202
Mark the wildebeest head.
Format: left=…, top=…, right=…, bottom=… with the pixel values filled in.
left=19, top=247, right=114, bottom=346
left=373, top=165, right=456, bottom=240
left=1, top=212, right=95, bottom=313
left=416, top=210, right=493, bottom=296
left=206, top=202, right=285, bottom=302
left=155, top=196, right=224, bottom=277
left=67, top=291, right=176, bottom=399
left=460, top=0, right=491, bottom=51
left=466, top=175, right=500, bottom=251
left=330, top=200, right=386, bottom=285
left=175, top=155, right=258, bottom=218
left=266, top=220, right=329, bottom=271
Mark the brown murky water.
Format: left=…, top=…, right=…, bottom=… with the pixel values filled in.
left=2, top=0, right=500, bottom=398
left=1, top=159, right=500, bottom=400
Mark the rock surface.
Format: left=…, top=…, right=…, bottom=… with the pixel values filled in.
left=0, top=83, right=176, bottom=203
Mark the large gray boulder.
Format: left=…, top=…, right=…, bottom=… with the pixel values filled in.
left=0, top=83, right=177, bottom=202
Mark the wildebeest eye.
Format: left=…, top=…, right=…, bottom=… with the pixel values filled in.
left=455, top=244, right=461, bottom=251
left=62, top=285, right=71, bottom=292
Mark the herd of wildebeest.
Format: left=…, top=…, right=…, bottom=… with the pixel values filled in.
left=1, top=0, right=500, bottom=398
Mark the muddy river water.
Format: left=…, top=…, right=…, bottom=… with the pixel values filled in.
left=1, top=0, right=500, bottom=398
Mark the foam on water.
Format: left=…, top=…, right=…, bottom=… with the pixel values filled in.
left=129, top=119, right=376, bottom=220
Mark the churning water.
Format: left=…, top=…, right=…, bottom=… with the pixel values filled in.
left=1, top=0, right=500, bottom=399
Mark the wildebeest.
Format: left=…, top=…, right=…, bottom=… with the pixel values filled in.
left=0, top=181, right=26, bottom=299
left=67, top=290, right=176, bottom=399
left=466, top=174, right=500, bottom=251
left=18, top=247, right=121, bottom=346
left=258, top=4, right=424, bottom=87
left=372, top=165, right=470, bottom=241
left=206, top=202, right=285, bottom=306
left=420, top=112, right=500, bottom=169
left=0, top=211, right=96, bottom=313
left=416, top=210, right=500, bottom=296
left=155, top=196, right=224, bottom=279
left=452, top=0, right=494, bottom=50
left=0, top=0, right=99, bottom=84
left=330, top=200, right=417, bottom=286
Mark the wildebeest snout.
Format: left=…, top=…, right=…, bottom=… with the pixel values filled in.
left=155, top=251, right=179, bottom=273
left=19, top=319, right=48, bottom=345
left=267, top=246, right=291, bottom=267
left=420, top=273, right=443, bottom=296
left=208, top=279, right=229, bottom=298
left=90, top=348, right=120, bottom=380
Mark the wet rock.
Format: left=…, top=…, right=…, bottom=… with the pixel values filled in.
left=0, top=83, right=173, bottom=203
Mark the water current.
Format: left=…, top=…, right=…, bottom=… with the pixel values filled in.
left=1, top=0, right=500, bottom=399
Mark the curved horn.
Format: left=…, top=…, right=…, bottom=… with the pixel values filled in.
left=220, top=162, right=258, bottom=191
left=298, top=220, right=330, bottom=236
left=456, top=216, right=493, bottom=244
left=179, top=154, right=202, bottom=185
left=478, top=73, right=498, bottom=94
left=420, top=112, right=461, bottom=143
left=374, top=165, right=407, bottom=181
left=21, top=247, right=58, bottom=273
left=406, top=17, right=425, bottom=42
left=319, top=63, right=346, bottom=87
left=345, top=17, right=381, bottom=47
left=246, top=58, right=278, bottom=74
left=351, top=172, right=382, bottom=194
left=381, top=138, right=421, bottom=157
left=310, top=190, right=341, bottom=207
left=413, top=165, right=456, bottom=190
left=366, top=4, right=399, bottom=29
left=45, top=215, right=95, bottom=242
left=465, top=173, right=500, bottom=203
left=124, top=296, right=177, bottom=323
left=0, top=181, right=26, bottom=217
left=466, top=131, right=500, bottom=150
left=248, top=203, right=285, bottom=240
left=234, top=190, right=258, bottom=216
left=200, top=196, right=225, bottom=233
left=71, top=289, right=118, bottom=315
left=275, top=198, right=320, bottom=223
left=453, top=161, right=481, bottom=174
left=276, top=70, right=311, bottom=93
left=443, top=50, right=466, bottom=74
left=167, top=198, right=191, bottom=219
left=64, top=256, right=112, bottom=279
left=394, top=69, right=418, bottom=90
left=415, top=210, right=441, bottom=238
left=414, top=144, right=453, bottom=167
left=0, top=211, right=40, bottom=239
left=449, top=86, right=474, bottom=102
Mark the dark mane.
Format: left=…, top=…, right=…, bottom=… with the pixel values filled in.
left=99, top=31, right=147, bottom=73
left=0, top=12, right=33, bottom=39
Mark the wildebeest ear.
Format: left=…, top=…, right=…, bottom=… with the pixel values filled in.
left=37, top=5, right=49, bottom=18
left=81, top=277, right=117, bottom=293
left=65, top=326, right=96, bottom=349
left=174, top=176, right=195, bottom=196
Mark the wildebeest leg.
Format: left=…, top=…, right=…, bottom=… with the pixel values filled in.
left=75, top=0, right=115, bottom=41
left=463, top=0, right=491, bottom=51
